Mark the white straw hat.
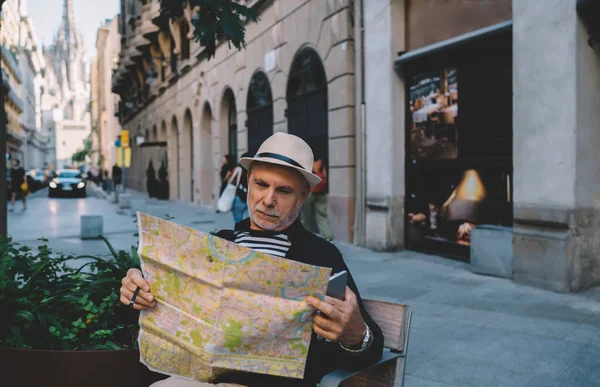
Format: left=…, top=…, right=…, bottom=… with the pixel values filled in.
left=239, top=132, right=322, bottom=187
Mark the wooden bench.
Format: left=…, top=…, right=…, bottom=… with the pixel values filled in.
left=320, top=300, right=412, bottom=387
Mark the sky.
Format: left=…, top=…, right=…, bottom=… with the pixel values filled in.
left=27, top=0, right=120, bottom=60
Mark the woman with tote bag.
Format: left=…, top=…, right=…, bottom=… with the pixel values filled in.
left=217, top=152, right=250, bottom=224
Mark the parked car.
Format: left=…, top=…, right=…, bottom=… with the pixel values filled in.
left=48, top=169, right=87, bottom=198
left=29, top=169, right=48, bottom=191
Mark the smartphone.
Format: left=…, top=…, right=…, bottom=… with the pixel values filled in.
left=326, top=270, right=347, bottom=300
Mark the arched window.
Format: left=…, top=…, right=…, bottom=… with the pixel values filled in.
left=287, top=48, right=327, bottom=98
left=286, top=47, right=328, bottom=163
left=226, top=89, right=237, bottom=161
left=246, top=71, right=273, bottom=154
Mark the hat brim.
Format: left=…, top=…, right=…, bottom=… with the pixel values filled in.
left=239, top=157, right=322, bottom=188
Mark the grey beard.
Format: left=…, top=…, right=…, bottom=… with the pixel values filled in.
left=249, top=197, right=302, bottom=231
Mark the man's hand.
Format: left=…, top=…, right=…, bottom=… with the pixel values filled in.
left=305, top=287, right=367, bottom=348
left=120, top=268, right=156, bottom=310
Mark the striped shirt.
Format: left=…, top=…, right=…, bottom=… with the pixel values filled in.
left=234, top=230, right=291, bottom=258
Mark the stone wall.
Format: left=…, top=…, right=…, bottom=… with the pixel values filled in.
left=123, top=0, right=356, bottom=240
left=405, top=0, right=512, bottom=50
left=513, top=0, right=600, bottom=292
left=364, top=0, right=406, bottom=250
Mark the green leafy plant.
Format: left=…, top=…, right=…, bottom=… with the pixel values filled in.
left=0, top=236, right=141, bottom=350
left=159, top=0, right=259, bottom=58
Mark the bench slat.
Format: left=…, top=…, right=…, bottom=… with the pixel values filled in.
left=363, top=299, right=408, bottom=352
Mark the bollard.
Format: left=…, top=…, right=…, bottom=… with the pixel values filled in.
left=130, top=199, right=147, bottom=216
left=81, top=215, right=103, bottom=240
left=119, top=193, right=132, bottom=209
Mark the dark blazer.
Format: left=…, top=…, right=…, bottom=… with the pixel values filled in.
left=213, top=218, right=384, bottom=387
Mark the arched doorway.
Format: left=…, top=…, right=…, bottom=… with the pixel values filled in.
left=160, top=121, right=167, bottom=141
left=221, top=88, right=237, bottom=162
left=286, top=47, right=328, bottom=164
left=169, top=116, right=180, bottom=200
left=182, top=109, right=194, bottom=202
left=199, top=102, right=214, bottom=206
left=151, top=124, right=158, bottom=141
left=246, top=71, right=273, bottom=154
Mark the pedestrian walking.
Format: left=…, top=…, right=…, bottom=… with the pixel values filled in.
left=219, top=154, right=236, bottom=197
left=158, top=161, right=169, bottom=200
left=301, top=155, right=333, bottom=241
left=146, top=160, right=157, bottom=198
left=112, top=164, right=123, bottom=192
left=9, top=159, right=27, bottom=212
left=231, top=152, right=251, bottom=224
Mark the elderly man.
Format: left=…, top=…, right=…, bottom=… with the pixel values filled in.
left=120, top=133, right=384, bottom=387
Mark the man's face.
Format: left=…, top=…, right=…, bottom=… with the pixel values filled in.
left=12, top=160, right=18, bottom=168
left=247, top=162, right=309, bottom=232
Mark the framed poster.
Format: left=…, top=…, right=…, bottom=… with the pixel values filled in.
left=408, top=67, right=458, bottom=160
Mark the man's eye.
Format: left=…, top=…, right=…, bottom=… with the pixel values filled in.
left=278, top=189, right=292, bottom=195
left=256, top=181, right=268, bottom=188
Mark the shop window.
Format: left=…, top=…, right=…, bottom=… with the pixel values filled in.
left=404, top=31, right=512, bottom=261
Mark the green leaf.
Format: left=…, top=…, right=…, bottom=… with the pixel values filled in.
left=131, top=245, right=141, bottom=269
left=15, top=310, right=35, bottom=322
left=49, top=326, right=57, bottom=334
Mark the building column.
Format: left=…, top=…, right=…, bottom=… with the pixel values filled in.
left=363, top=0, right=406, bottom=250
left=513, top=0, right=600, bottom=292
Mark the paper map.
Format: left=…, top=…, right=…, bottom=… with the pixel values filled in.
left=136, top=213, right=331, bottom=382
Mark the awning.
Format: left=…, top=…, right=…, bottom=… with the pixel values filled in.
left=395, top=20, right=512, bottom=71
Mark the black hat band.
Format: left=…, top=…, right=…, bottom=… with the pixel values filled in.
left=254, top=152, right=305, bottom=170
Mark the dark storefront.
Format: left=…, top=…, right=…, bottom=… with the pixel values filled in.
left=397, top=22, right=513, bottom=261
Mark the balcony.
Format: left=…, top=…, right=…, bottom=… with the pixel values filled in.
left=131, top=18, right=152, bottom=51
left=1, top=44, right=22, bottom=84
left=141, top=1, right=160, bottom=39
left=125, top=41, right=142, bottom=61
left=7, top=88, right=24, bottom=113
left=149, top=0, right=163, bottom=26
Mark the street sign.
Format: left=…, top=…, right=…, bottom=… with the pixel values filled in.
left=116, top=147, right=131, bottom=168
left=121, top=130, right=129, bottom=147
left=124, top=147, right=131, bottom=168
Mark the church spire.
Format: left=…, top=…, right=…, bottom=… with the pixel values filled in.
left=62, top=0, right=75, bottom=47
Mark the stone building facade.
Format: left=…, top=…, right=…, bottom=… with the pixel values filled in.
left=113, top=0, right=356, bottom=240
left=19, top=12, right=50, bottom=170
left=1, top=0, right=25, bottom=165
left=362, top=0, right=600, bottom=293
left=92, top=17, right=122, bottom=173
left=42, top=0, right=91, bottom=169
left=114, top=0, right=600, bottom=293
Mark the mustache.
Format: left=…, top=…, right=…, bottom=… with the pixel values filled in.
left=254, top=205, right=280, bottom=217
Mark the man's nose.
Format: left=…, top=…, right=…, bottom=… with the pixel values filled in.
left=263, top=188, right=276, bottom=207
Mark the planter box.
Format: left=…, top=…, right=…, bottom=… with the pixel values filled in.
left=0, top=347, right=166, bottom=387
left=470, top=225, right=513, bottom=279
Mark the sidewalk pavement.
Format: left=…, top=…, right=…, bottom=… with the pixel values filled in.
left=14, top=184, right=600, bottom=386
